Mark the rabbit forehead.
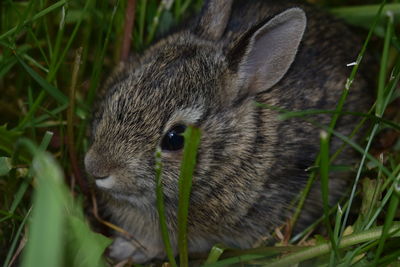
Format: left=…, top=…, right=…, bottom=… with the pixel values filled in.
left=92, top=39, right=226, bottom=154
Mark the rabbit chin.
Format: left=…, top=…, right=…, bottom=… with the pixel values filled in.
left=95, top=175, right=116, bottom=189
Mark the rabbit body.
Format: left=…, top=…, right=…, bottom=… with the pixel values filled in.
left=85, top=0, right=372, bottom=263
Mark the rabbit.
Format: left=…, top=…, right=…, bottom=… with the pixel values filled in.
left=84, top=0, right=372, bottom=263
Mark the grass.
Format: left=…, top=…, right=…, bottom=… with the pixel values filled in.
left=0, top=0, right=399, bottom=266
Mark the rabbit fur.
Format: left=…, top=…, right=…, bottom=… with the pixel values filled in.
left=85, top=0, right=372, bottom=263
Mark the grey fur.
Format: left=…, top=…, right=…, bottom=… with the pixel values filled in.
left=85, top=0, right=372, bottom=263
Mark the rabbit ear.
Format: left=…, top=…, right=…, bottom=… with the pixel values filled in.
left=195, top=0, right=233, bottom=40
left=230, top=8, right=306, bottom=96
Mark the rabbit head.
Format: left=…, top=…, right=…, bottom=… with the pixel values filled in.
left=85, top=6, right=306, bottom=216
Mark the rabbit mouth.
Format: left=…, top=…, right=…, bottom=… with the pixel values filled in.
left=95, top=175, right=116, bottom=189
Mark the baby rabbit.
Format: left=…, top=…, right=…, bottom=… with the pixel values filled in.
left=84, top=0, right=372, bottom=263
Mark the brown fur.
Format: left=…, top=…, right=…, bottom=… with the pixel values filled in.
left=85, top=0, right=372, bottom=263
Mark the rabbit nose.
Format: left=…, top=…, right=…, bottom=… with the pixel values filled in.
left=84, top=149, right=113, bottom=179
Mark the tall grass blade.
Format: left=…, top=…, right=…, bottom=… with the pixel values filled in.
left=178, top=126, right=201, bottom=267
left=376, top=11, right=394, bottom=116
left=319, top=131, right=338, bottom=265
left=16, top=55, right=68, bottom=105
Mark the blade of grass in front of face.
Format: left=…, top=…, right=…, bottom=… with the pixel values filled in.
left=178, top=126, right=201, bottom=267
left=155, top=147, right=178, bottom=267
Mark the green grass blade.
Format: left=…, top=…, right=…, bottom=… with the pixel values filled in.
left=339, top=123, right=380, bottom=235
left=138, top=0, right=147, bottom=48
left=0, top=0, right=67, bottom=41
left=178, top=126, right=201, bottom=267
left=3, top=208, right=32, bottom=267
left=16, top=91, right=46, bottom=130
left=155, top=147, right=178, bottom=267
left=373, top=187, right=399, bottom=265
left=365, top=166, right=400, bottom=229
left=9, top=132, right=54, bottom=214
left=0, top=125, right=22, bottom=156
left=376, top=11, right=394, bottom=116
left=0, top=157, right=12, bottom=176
left=20, top=143, right=65, bottom=267
left=319, top=131, right=338, bottom=266
left=203, top=244, right=226, bottom=264
left=258, top=104, right=400, bottom=131
left=66, top=215, right=112, bottom=267
left=202, top=254, right=266, bottom=267
left=47, top=0, right=92, bottom=83
left=15, top=55, right=68, bottom=105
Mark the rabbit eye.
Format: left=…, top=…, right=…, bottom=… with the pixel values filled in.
left=161, top=124, right=186, bottom=151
